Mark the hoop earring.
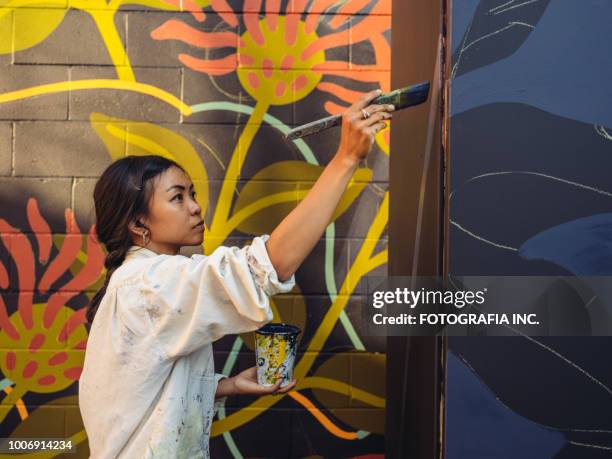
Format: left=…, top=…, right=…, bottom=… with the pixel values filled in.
left=141, top=230, right=150, bottom=246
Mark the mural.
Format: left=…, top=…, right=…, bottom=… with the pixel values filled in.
left=449, top=1, right=612, bottom=458
left=0, top=0, right=390, bottom=457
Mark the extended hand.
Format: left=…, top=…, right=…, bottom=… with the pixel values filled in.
left=336, top=89, right=394, bottom=164
left=231, top=366, right=297, bottom=395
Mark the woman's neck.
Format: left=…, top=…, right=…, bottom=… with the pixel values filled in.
left=136, top=241, right=181, bottom=256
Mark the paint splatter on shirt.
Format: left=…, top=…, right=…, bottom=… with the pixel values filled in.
left=79, top=235, right=295, bottom=458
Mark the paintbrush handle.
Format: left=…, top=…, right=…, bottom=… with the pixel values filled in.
left=286, top=114, right=342, bottom=141
left=285, top=81, right=430, bottom=141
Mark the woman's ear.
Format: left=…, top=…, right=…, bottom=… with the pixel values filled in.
left=128, top=218, right=147, bottom=239
left=127, top=220, right=139, bottom=240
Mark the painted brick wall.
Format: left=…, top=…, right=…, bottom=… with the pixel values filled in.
left=0, top=1, right=390, bottom=456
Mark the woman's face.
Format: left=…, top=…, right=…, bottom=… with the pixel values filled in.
left=137, top=166, right=204, bottom=255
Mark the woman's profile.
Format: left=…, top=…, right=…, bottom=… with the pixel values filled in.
left=78, top=90, right=394, bottom=458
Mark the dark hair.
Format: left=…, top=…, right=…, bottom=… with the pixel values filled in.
left=87, top=155, right=184, bottom=324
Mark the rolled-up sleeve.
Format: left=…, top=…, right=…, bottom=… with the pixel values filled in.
left=213, top=373, right=228, bottom=416
left=141, top=235, right=295, bottom=360
left=245, top=234, right=295, bottom=296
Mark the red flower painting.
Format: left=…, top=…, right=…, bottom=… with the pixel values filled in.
left=0, top=198, right=104, bottom=421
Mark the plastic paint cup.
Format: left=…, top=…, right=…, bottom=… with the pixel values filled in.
left=255, top=323, right=301, bottom=388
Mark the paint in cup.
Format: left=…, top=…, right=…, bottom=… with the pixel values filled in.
left=255, top=323, right=301, bottom=387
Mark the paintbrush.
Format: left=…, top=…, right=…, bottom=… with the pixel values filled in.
left=285, top=81, right=430, bottom=141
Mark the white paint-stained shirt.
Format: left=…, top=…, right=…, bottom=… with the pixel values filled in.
left=79, top=235, right=295, bottom=458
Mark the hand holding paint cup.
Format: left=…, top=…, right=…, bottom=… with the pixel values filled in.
left=255, top=323, right=301, bottom=388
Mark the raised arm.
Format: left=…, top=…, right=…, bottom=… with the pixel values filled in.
left=265, top=89, right=394, bottom=281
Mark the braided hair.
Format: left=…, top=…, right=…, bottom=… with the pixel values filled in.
left=87, top=155, right=184, bottom=325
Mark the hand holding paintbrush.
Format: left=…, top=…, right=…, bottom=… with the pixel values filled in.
left=333, top=89, right=396, bottom=164
left=285, top=81, right=430, bottom=141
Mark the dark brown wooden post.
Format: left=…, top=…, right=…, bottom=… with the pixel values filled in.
left=386, top=0, right=450, bottom=457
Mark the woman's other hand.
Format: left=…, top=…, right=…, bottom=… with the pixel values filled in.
left=336, top=89, right=394, bottom=165
left=229, top=366, right=297, bottom=396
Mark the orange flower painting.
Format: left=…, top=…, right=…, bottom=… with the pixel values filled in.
left=151, top=0, right=391, bottom=114
left=0, top=199, right=104, bottom=423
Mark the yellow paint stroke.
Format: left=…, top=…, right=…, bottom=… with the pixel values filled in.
left=221, top=172, right=368, bottom=240
left=4, top=0, right=143, bottom=81
left=2, top=0, right=66, bottom=7
left=211, top=194, right=389, bottom=437
left=288, top=391, right=358, bottom=440
left=75, top=248, right=88, bottom=266
left=207, top=101, right=269, bottom=253
left=299, top=376, right=385, bottom=409
left=2, top=386, right=28, bottom=420
left=52, top=236, right=106, bottom=293
left=361, top=249, right=388, bottom=279
left=0, top=80, right=192, bottom=116
left=221, top=190, right=308, bottom=241
left=297, top=192, right=388, bottom=372
left=88, top=9, right=135, bottom=81
left=1, top=385, right=28, bottom=424
left=237, top=17, right=324, bottom=106
left=269, top=297, right=281, bottom=321
left=108, top=125, right=170, bottom=157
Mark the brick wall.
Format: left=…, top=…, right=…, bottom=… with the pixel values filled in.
left=0, top=1, right=390, bottom=456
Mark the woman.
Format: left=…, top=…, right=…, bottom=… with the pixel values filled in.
left=78, top=90, right=393, bottom=458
